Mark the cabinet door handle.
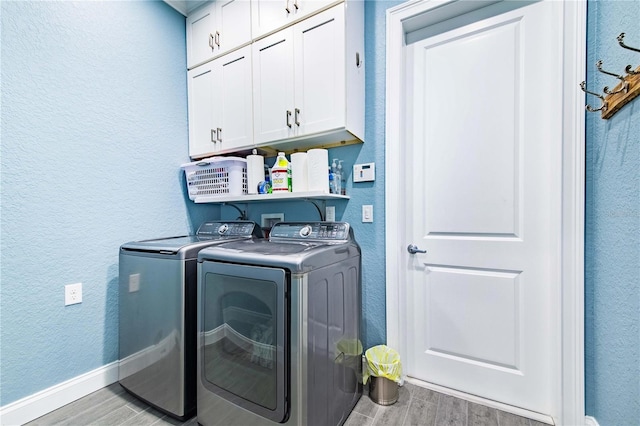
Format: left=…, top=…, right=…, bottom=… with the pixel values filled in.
left=215, top=31, right=220, bottom=48
left=211, top=129, right=217, bottom=142
left=295, top=108, right=300, bottom=126
left=293, top=0, right=299, bottom=10
left=286, top=110, right=292, bottom=128
left=285, top=0, right=290, bottom=13
left=217, top=128, right=222, bottom=142
left=356, top=52, right=362, bottom=68
left=209, top=33, right=215, bottom=50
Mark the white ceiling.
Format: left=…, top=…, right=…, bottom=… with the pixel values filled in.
left=164, top=0, right=208, bottom=16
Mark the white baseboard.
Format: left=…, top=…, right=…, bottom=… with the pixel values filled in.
left=585, top=416, right=600, bottom=426
left=0, top=362, right=118, bottom=426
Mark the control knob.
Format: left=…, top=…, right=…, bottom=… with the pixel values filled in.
left=300, top=225, right=312, bottom=237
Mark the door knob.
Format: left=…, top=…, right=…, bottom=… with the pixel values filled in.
left=407, top=244, right=427, bottom=254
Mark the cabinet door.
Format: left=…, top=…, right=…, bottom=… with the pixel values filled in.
left=188, top=62, right=222, bottom=158
left=251, top=0, right=295, bottom=39
left=219, top=46, right=254, bottom=152
left=187, top=3, right=217, bottom=69
left=293, top=4, right=345, bottom=137
left=252, top=28, right=295, bottom=144
left=295, top=0, right=336, bottom=19
left=216, top=0, right=251, bottom=56
left=252, top=0, right=337, bottom=39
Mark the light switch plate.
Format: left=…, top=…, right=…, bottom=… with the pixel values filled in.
left=362, top=205, right=373, bottom=222
left=354, top=163, right=375, bottom=182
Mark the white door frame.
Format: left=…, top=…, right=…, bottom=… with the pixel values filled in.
left=384, top=1, right=586, bottom=425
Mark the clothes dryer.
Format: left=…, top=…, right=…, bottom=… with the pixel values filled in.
left=118, top=221, right=262, bottom=420
left=197, top=222, right=362, bottom=426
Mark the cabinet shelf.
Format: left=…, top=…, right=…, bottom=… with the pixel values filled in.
left=193, top=192, right=349, bottom=204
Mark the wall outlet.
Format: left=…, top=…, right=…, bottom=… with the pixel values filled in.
left=261, top=213, right=284, bottom=228
left=326, top=206, right=336, bottom=222
left=65, top=283, right=82, bottom=306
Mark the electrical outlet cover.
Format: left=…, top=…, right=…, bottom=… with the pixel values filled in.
left=261, top=213, right=284, bottom=228
left=326, top=206, right=336, bottom=222
left=65, top=283, right=82, bottom=306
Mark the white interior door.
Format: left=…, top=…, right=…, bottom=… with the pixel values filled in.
left=404, top=1, right=562, bottom=415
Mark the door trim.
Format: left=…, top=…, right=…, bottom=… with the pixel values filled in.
left=384, top=1, right=586, bottom=425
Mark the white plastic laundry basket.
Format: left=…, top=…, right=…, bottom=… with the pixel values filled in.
left=181, top=157, right=247, bottom=202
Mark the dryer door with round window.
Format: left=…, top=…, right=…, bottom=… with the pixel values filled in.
left=200, top=262, right=288, bottom=423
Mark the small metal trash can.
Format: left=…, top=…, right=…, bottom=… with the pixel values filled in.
left=369, top=376, right=399, bottom=405
left=364, top=345, right=402, bottom=406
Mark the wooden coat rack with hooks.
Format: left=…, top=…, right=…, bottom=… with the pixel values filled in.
left=581, top=33, right=640, bottom=119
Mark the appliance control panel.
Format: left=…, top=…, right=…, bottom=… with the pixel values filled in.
left=196, top=221, right=258, bottom=237
left=270, top=222, right=350, bottom=241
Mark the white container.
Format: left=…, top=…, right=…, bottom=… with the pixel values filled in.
left=307, top=149, right=329, bottom=193
left=271, top=152, right=291, bottom=192
left=181, top=157, right=247, bottom=202
left=290, top=152, right=309, bottom=193
left=246, top=150, right=265, bottom=195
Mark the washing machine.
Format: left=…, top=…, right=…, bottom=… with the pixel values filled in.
left=118, top=221, right=262, bottom=421
left=196, top=222, right=362, bottom=426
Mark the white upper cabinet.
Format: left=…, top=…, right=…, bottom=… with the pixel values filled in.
left=293, top=6, right=345, bottom=137
left=217, top=0, right=252, bottom=55
left=188, top=46, right=253, bottom=158
left=187, top=3, right=217, bottom=69
left=251, top=0, right=337, bottom=39
left=252, top=2, right=364, bottom=149
left=186, top=0, right=251, bottom=69
left=219, top=46, right=254, bottom=153
left=252, top=27, right=296, bottom=144
left=187, top=61, right=220, bottom=158
left=186, top=0, right=364, bottom=158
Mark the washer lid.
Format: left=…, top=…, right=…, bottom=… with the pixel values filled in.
left=120, top=221, right=262, bottom=256
left=121, top=235, right=218, bottom=253
left=198, top=237, right=360, bottom=272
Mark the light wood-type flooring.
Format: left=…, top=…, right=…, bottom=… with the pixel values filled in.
left=26, top=381, right=547, bottom=426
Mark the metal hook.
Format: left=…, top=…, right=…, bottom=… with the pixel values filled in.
left=580, top=81, right=607, bottom=112
left=617, top=33, right=640, bottom=75
left=617, top=33, right=640, bottom=53
left=596, top=60, right=629, bottom=95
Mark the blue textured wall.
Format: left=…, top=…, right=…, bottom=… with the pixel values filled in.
left=0, top=0, right=218, bottom=406
left=352, top=0, right=403, bottom=348
left=3, top=0, right=639, bottom=421
left=584, top=1, right=640, bottom=424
